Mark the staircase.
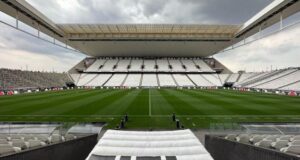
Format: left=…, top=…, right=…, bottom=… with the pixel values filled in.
left=240, top=70, right=286, bottom=87
left=102, top=74, right=114, bottom=86
left=278, top=80, right=300, bottom=89
left=83, top=74, right=100, bottom=86
left=120, top=74, right=129, bottom=86
left=224, top=74, right=231, bottom=83
left=171, top=74, right=179, bottom=87
left=139, top=74, right=143, bottom=87
left=252, top=69, right=299, bottom=88
left=186, top=74, right=197, bottom=87
left=156, top=74, right=160, bottom=87
left=235, top=73, right=243, bottom=83
left=200, top=75, right=214, bottom=86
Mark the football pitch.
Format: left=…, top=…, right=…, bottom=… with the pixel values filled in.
left=0, top=88, right=300, bottom=129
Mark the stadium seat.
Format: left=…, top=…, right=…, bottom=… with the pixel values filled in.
left=0, top=144, right=21, bottom=155
left=10, top=139, right=28, bottom=150
left=277, top=135, right=293, bottom=141
left=87, top=129, right=213, bottom=160
left=263, top=135, right=280, bottom=141
left=26, top=140, right=46, bottom=148
left=289, top=140, right=300, bottom=146
left=123, top=74, right=142, bottom=87
left=120, top=156, right=131, bottom=160
left=281, top=145, right=300, bottom=155
left=0, top=139, right=8, bottom=144
left=165, top=156, right=177, bottom=160
left=176, top=154, right=213, bottom=160
left=136, top=156, right=161, bottom=160
left=21, top=134, right=35, bottom=141
left=250, top=135, right=266, bottom=144
left=89, top=155, right=115, bottom=160
left=49, top=134, right=64, bottom=143
left=64, top=134, right=77, bottom=141
left=224, top=134, right=236, bottom=141
left=158, top=74, right=177, bottom=87
left=9, top=134, right=23, bottom=140
left=236, top=134, right=251, bottom=144
left=291, top=135, right=300, bottom=141
left=271, top=140, right=289, bottom=150
left=254, top=140, right=273, bottom=148
left=142, top=74, right=158, bottom=87
left=35, top=134, right=50, bottom=143
left=172, top=74, right=194, bottom=87
left=0, top=135, right=8, bottom=140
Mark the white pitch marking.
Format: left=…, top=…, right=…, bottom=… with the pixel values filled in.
left=149, top=89, right=152, bottom=117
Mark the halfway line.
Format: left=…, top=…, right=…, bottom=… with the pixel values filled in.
left=149, top=89, right=151, bottom=117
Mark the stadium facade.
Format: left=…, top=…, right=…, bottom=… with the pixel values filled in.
left=1, top=0, right=300, bottom=160
left=0, top=0, right=300, bottom=92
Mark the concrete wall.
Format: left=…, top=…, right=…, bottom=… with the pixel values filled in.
left=1, top=134, right=98, bottom=160
left=205, top=135, right=299, bottom=160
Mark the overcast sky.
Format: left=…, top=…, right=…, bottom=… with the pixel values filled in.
left=0, top=0, right=300, bottom=72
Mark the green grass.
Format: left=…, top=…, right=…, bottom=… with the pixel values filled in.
left=0, top=88, right=299, bottom=129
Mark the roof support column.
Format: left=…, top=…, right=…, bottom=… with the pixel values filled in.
left=15, top=10, right=19, bottom=29
left=280, top=12, right=283, bottom=30
left=37, top=23, right=40, bottom=38
left=53, top=32, right=56, bottom=44
left=259, top=24, right=262, bottom=38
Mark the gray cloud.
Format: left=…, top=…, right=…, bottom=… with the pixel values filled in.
left=27, top=0, right=271, bottom=24
left=0, top=0, right=299, bottom=73
left=215, top=23, right=300, bottom=72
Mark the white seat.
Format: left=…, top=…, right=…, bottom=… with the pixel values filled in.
left=0, top=139, right=8, bottom=144
left=0, top=144, right=20, bottom=155
left=255, top=140, right=273, bottom=148
left=64, top=134, right=77, bottom=141
left=271, top=140, right=289, bottom=150
left=27, top=139, right=46, bottom=148
left=49, top=134, right=64, bottom=143
left=34, top=134, right=49, bottom=143
left=10, top=139, right=27, bottom=150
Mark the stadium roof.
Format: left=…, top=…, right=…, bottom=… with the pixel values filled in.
left=1, top=0, right=300, bottom=57
left=57, top=24, right=239, bottom=38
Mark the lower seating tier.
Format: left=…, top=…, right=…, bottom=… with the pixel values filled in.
left=76, top=74, right=223, bottom=87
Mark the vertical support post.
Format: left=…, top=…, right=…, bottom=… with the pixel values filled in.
left=259, top=24, right=262, bottom=39
left=280, top=12, right=283, bottom=30
left=37, top=23, right=40, bottom=38
left=65, top=40, right=68, bottom=49
left=53, top=32, right=56, bottom=44
left=15, top=10, right=19, bottom=29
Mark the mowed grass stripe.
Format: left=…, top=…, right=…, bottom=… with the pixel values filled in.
left=94, top=90, right=141, bottom=115
left=183, top=89, right=271, bottom=115
left=173, top=89, right=234, bottom=115
left=197, top=89, right=300, bottom=114
left=218, top=89, right=300, bottom=102
left=157, top=89, right=206, bottom=115
left=218, top=90, right=300, bottom=110
left=27, top=89, right=116, bottom=115
left=0, top=89, right=299, bottom=128
left=0, top=90, right=88, bottom=106
left=125, top=89, right=149, bottom=115
left=0, top=89, right=106, bottom=115
left=63, top=89, right=133, bottom=115
left=150, top=89, right=177, bottom=116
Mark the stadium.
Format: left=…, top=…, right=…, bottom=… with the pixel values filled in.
left=0, top=0, right=300, bottom=160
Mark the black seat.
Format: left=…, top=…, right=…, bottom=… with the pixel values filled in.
left=89, top=155, right=115, bottom=160
left=136, top=156, right=161, bottom=160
